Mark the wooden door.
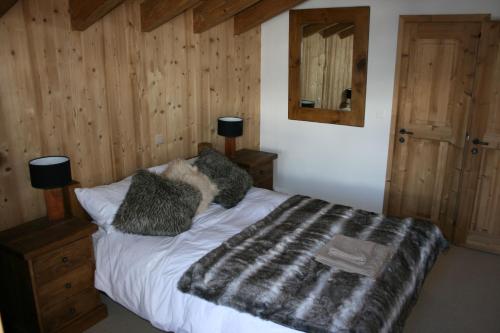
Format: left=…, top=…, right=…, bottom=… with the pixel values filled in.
left=455, top=22, right=500, bottom=254
left=385, top=16, right=486, bottom=238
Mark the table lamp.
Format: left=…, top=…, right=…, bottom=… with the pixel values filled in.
left=29, top=156, right=72, bottom=221
left=218, top=117, right=243, bottom=157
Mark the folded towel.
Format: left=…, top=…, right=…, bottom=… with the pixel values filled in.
left=315, top=235, right=392, bottom=278
left=327, top=237, right=373, bottom=264
left=328, top=247, right=368, bottom=264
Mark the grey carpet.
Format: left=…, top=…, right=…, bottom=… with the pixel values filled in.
left=85, top=246, right=500, bottom=333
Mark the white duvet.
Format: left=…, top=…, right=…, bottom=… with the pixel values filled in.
left=93, top=187, right=302, bottom=333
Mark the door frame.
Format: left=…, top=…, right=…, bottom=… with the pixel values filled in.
left=382, top=14, right=491, bottom=234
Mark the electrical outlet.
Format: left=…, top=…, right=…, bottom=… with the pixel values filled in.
left=155, top=134, right=165, bottom=145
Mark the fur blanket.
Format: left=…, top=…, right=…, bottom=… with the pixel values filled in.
left=178, top=195, right=447, bottom=333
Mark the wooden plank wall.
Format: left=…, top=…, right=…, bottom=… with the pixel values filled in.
left=0, top=0, right=261, bottom=231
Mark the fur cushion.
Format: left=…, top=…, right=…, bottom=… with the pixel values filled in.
left=112, top=170, right=201, bottom=236
left=162, top=159, right=219, bottom=215
left=194, top=148, right=253, bottom=208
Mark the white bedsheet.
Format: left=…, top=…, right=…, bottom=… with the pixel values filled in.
left=93, top=187, right=302, bottom=333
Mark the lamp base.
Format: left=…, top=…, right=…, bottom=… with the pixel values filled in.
left=44, top=188, right=66, bottom=222
left=224, top=137, right=236, bottom=158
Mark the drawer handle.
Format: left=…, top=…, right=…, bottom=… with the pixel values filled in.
left=64, top=282, right=72, bottom=289
left=61, top=256, right=69, bottom=263
left=68, top=307, right=76, bottom=315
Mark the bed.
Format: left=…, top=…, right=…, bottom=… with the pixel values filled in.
left=92, top=187, right=297, bottom=333
left=73, top=156, right=446, bottom=333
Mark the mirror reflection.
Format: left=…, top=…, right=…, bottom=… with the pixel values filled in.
left=300, top=22, right=354, bottom=111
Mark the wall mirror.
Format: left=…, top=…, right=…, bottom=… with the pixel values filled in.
left=288, top=7, right=370, bottom=127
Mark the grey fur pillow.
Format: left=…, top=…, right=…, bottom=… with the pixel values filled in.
left=113, top=170, right=201, bottom=236
left=194, top=148, right=253, bottom=208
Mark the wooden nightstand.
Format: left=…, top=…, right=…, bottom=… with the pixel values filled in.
left=0, top=217, right=107, bottom=333
left=232, top=149, right=278, bottom=190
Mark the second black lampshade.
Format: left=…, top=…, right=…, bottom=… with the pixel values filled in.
left=29, top=156, right=72, bottom=189
left=217, top=117, right=243, bottom=138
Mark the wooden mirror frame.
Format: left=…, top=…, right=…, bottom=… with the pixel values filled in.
left=288, top=7, right=370, bottom=127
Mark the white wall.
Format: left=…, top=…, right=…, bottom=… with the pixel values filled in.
left=260, top=0, right=500, bottom=213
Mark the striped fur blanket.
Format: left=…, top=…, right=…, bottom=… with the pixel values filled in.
left=178, top=195, right=447, bottom=333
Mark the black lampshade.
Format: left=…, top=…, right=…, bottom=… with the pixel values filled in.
left=29, top=156, right=72, bottom=189
left=217, top=117, right=243, bottom=138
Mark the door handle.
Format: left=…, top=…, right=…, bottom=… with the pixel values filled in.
left=399, top=128, right=414, bottom=135
left=472, top=138, right=489, bottom=146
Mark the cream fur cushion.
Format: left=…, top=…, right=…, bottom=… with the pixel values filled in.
left=162, top=159, right=219, bottom=215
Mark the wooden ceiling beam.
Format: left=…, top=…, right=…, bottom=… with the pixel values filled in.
left=234, top=0, right=306, bottom=35
left=69, top=0, right=126, bottom=31
left=321, top=23, right=353, bottom=39
left=339, top=25, right=355, bottom=39
left=302, top=23, right=335, bottom=38
left=0, top=0, right=17, bottom=18
left=193, top=0, right=261, bottom=34
left=141, top=0, right=202, bottom=32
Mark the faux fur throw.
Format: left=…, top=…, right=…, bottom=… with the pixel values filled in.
left=113, top=170, right=201, bottom=236
left=163, top=159, right=219, bottom=215
left=178, top=195, right=447, bottom=333
left=194, top=148, right=253, bottom=208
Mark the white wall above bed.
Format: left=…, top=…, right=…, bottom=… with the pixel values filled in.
left=260, top=0, right=500, bottom=212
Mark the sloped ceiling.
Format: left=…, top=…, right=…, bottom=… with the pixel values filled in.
left=0, top=0, right=306, bottom=34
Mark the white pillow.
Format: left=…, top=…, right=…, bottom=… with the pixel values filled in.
left=75, top=158, right=198, bottom=232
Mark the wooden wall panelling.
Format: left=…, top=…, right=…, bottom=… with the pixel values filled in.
left=196, top=19, right=211, bottom=146
left=31, top=0, right=113, bottom=188
left=100, top=3, right=139, bottom=171
left=27, top=0, right=115, bottom=188
left=184, top=11, right=202, bottom=156
left=194, top=17, right=261, bottom=151
left=239, top=25, right=261, bottom=149
left=23, top=0, right=64, bottom=159
left=142, top=6, right=172, bottom=167
left=209, top=24, right=228, bottom=148
left=165, top=13, right=193, bottom=160
left=0, top=0, right=261, bottom=230
left=0, top=1, right=44, bottom=228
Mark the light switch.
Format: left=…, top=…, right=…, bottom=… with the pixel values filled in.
left=155, top=134, right=165, bottom=145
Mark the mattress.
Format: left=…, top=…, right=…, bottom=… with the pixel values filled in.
left=92, top=187, right=298, bottom=333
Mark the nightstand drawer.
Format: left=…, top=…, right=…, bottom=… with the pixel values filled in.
left=248, top=162, right=273, bottom=182
left=255, top=177, right=273, bottom=190
left=33, top=237, right=92, bottom=285
left=37, top=263, right=94, bottom=309
left=41, top=288, right=100, bottom=332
